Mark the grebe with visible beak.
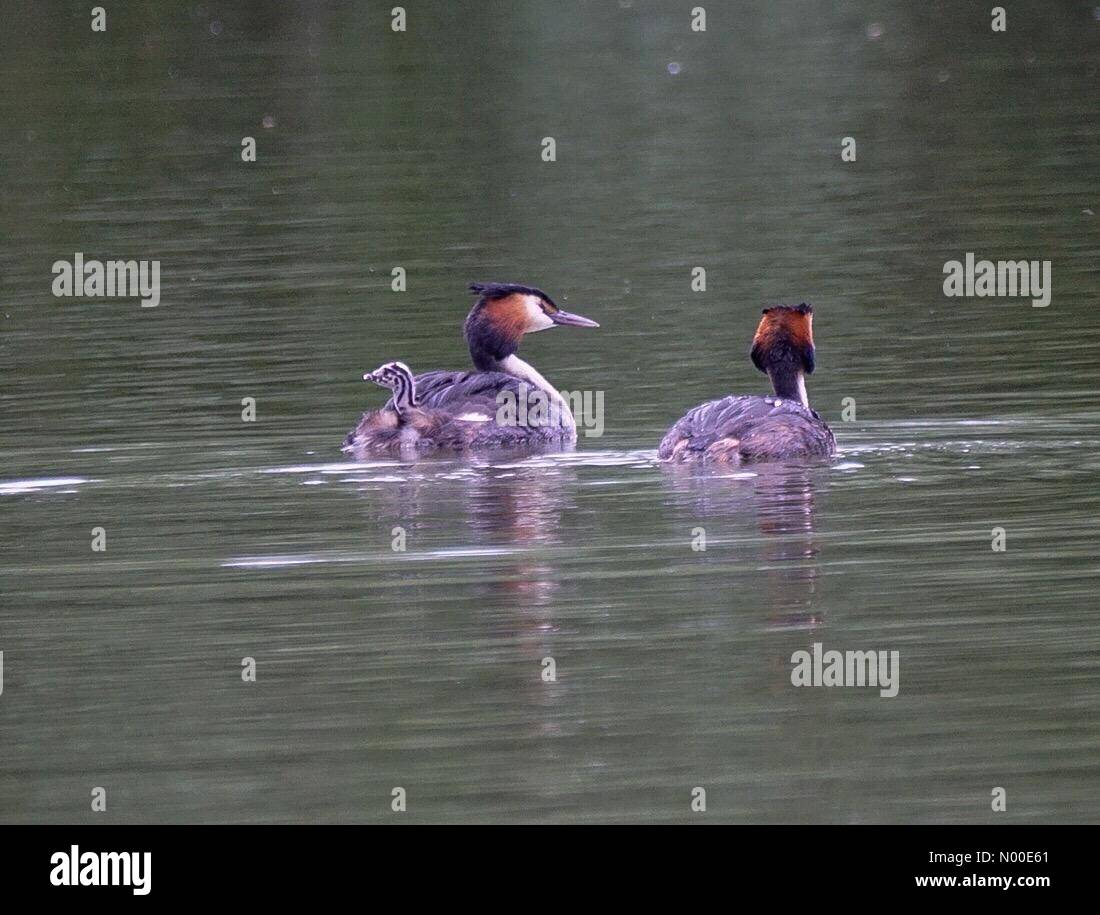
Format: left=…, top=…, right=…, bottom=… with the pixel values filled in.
left=344, top=282, right=599, bottom=452
left=659, top=304, right=836, bottom=463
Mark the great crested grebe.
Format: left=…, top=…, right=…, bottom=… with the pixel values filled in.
left=658, top=304, right=836, bottom=463
left=344, top=361, right=488, bottom=455
left=344, top=282, right=599, bottom=452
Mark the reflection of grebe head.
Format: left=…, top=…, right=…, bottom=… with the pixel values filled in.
left=464, top=282, right=599, bottom=370
left=750, top=303, right=815, bottom=375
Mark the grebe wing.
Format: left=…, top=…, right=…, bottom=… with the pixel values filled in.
left=659, top=395, right=835, bottom=461
left=341, top=407, right=401, bottom=451
left=736, top=411, right=836, bottom=460
left=658, top=395, right=773, bottom=458
left=384, top=370, right=533, bottom=418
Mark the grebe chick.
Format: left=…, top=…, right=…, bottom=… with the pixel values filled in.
left=343, top=361, right=491, bottom=456
left=398, top=282, right=599, bottom=444
left=658, top=304, right=836, bottom=464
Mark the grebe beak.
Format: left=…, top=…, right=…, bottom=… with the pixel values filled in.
left=550, top=308, right=599, bottom=328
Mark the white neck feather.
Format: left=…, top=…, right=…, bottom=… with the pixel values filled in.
left=794, top=373, right=809, bottom=409
left=767, top=367, right=810, bottom=410
left=498, top=354, right=575, bottom=425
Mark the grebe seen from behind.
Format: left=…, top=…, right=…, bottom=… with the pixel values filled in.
left=658, top=304, right=836, bottom=464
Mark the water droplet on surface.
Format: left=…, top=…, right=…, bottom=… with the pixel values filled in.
left=667, top=62, right=681, bottom=75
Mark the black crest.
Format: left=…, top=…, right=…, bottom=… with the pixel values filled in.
left=469, top=282, right=556, bottom=308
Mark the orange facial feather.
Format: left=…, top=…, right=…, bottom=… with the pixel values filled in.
left=752, top=306, right=814, bottom=355
left=482, top=293, right=534, bottom=340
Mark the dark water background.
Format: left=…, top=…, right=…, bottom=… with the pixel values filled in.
left=2, top=1, right=1098, bottom=822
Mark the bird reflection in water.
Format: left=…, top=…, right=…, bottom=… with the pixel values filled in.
left=461, top=462, right=578, bottom=748
left=358, top=458, right=576, bottom=729
left=462, top=462, right=573, bottom=613
left=662, top=462, right=825, bottom=631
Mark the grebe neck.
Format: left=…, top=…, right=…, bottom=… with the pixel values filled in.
left=389, top=368, right=419, bottom=419
left=767, top=365, right=809, bottom=409
left=497, top=354, right=575, bottom=427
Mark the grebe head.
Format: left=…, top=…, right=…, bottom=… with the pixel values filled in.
left=464, top=282, right=599, bottom=371
left=364, top=360, right=418, bottom=411
left=750, top=304, right=816, bottom=408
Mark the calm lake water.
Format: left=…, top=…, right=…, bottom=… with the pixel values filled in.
left=2, top=2, right=1099, bottom=823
